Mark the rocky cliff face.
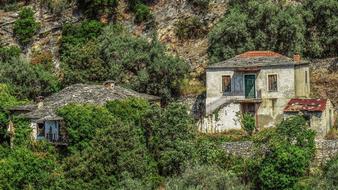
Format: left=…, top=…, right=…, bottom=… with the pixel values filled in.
left=0, top=3, right=81, bottom=67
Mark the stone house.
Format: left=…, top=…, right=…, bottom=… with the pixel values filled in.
left=200, top=51, right=311, bottom=133
left=284, top=98, right=335, bottom=138
left=8, top=83, right=160, bottom=145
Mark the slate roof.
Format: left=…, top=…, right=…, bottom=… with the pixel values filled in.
left=284, top=99, right=328, bottom=112
left=12, top=84, right=160, bottom=121
left=208, top=51, right=309, bottom=69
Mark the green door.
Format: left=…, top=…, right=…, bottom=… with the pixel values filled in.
left=245, top=75, right=256, bottom=98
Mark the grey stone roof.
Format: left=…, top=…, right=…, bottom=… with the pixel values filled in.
left=208, top=51, right=309, bottom=69
left=16, top=84, right=160, bottom=121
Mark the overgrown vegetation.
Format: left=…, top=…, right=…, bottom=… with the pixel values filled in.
left=13, top=7, right=40, bottom=46
left=61, top=23, right=189, bottom=100
left=240, top=113, right=256, bottom=136
left=188, top=0, right=210, bottom=9
left=209, top=0, right=338, bottom=62
left=251, top=116, right=316, bottom=189
left=175, top=16, right=208, bottom=39
left=0, top=57, right=60, bottom=99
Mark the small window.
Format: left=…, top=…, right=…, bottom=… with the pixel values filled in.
left=222, top=76, right=231, bottom=93
left=305, top=71, right=308, bottom=84
left=268, top=74, right=278, bottom=92
left=37, top=123, right=44, bottom=137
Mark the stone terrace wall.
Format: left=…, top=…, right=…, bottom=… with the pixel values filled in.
left=223, top=140, right=338, bottom=166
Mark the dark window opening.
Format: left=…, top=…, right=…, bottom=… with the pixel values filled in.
left=268, top=74, right=278, bottom=92
left=37, top=123, right=44, bottom=137
left=222, top=75, right=231, bottom=93
left=305, top=71, right=308, bottom=84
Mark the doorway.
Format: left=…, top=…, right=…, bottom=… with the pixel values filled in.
left=245, top=75, right=256, bottom=98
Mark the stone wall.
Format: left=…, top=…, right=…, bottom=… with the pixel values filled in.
left=222, top=140, right=338, bottom=166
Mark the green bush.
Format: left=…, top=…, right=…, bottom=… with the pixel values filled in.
left=134, top=3, right=153, bottom=24
left=76, top=0, right=118, bottom=18
left=13, top=7, right=40, bottom=46
left=0, top=57, right=60, bottom=99
left=250, top=116, right=316, bottom=189
left=240, top=113, right=256, bottom=136
left=62, top=120, right=157, bottom=189
left=61, top=24, right=189, bottom=100
left=0, top=84, right=26, bottom=144
left=57, top=104, right=115, bottom=153
left=166, top=165, right=249, bottom=190
left=0, top=146, right=61, bottom=190
left=175, top=16, right=207, bottom=39
left=60, top=20, right=103, bottom=58
left=208, top=0, right=338, bottom=62
left=188, top=0, right=210, bottom=9
left=0, top=45, right=21, bottom=62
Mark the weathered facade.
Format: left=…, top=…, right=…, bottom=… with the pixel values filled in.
left=200, top=51, right=311, bottom=133
left=9, top=83, right=160, bottom=145
left=284, top=99, right=336, bottom=138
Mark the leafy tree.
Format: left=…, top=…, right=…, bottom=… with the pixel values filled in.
left=60, top=20, right=103, bottom=58
left=0, top=146, right=62, bottom=190
left=0, top=84, right=26, bottom=144
left=99, top=25, right=189, bottom=100
left=61, top=40, right=108, bottom=85
left=0, top=57, right=60, bottom=99
left=13, top=7, right=40, bottom=46
left=57, top=104, right=115, bottom=153
left=208, top=8, right=254, bottom=63
left=303, top=0, right=338, bottom=58
left=250, top=116, right=316, bottom=189
left=166, top=165, right=249, bottom=190
left=144, top=103, right=196, bottom=176
left=61, top=115, right=158, bottom=189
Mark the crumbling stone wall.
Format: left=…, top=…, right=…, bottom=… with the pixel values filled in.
left=223, top=140, right=338, bottom=166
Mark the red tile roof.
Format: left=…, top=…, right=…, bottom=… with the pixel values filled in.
left=284, top=99, right=327, bottom=112
left=237, top=51, right=283, bottom=58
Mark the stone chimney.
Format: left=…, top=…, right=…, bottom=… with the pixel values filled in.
left=293, top=54, right=301, bottom=63
left=36, top=96, right=44, bottom=109
left=103, top=80, right=115, bottom=89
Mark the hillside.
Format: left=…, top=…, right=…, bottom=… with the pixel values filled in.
left=1, top=0, right=337, bottom=107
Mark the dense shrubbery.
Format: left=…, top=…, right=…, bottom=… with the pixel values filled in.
left=0, top=84, right=26, bottom=144
left=175, top=16, right=208, bottom=39
left=208, top=0, right=338, bottom=62
left=250, top=116, right=316, bottom=189
left=61, top=23, right=189, bottom=100
left=0, top=45, right=21, bottom=62
left=13, top=7, right=40, bottom=46
left=57, top=98, right=196, bottom=188
left=134, top=3, right=153, bottom=24
left=0, top=146, right=61, bottom=190
left=188, top=0, right=210, bottom=9
left=76, top=0, right=118, bottom=18
left=166, top=165, right=249, bottom=190
left=0, top=57, right=60, bottom=99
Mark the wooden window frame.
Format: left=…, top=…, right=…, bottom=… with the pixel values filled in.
left=267, top=74, right=278, bottom=92
left=222, top=75, right=231, bottom=93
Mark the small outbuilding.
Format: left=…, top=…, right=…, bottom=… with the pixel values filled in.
left=284, top=98, right=336, bottom=138
left=9, top=83, right=160, bottom=145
